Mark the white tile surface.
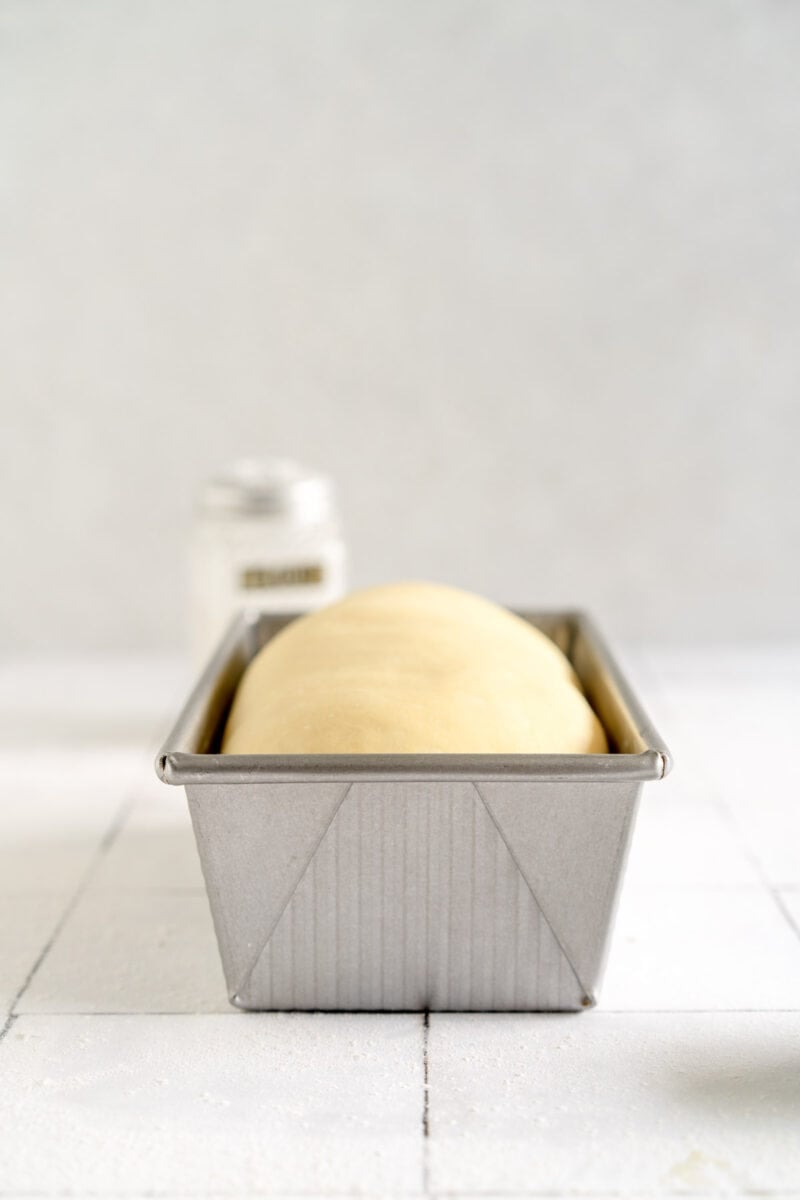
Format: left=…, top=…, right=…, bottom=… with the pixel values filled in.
left=0, top=657, right=188, bottom=752
left=0, top=789, right=124, bottom=896
left=0, top=747, right=135, bottom=896
left=1, top=650, right=799, bottom=1197
left=625, top=778, right=759, bottom=887
left=603, top=885, right=800, bottom=1011
left=428, top=1011, right=800, bottom=1195
left=0, top=894, right=66, bottom=1017
left=18, top=890, right=227, bottom=1014
left=647, top=652, right=800, bottom=887
left=726, top=790, right=800, bottom=890
left=0, top=1013, right=423, bottom=1195
left=92, top=793, right=204, bottom=891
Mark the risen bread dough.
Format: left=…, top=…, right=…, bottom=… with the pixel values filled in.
left=221, top=582, right=608, bottom=755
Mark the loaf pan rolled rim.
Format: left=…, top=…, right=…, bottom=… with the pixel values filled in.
left=157, top=608, right=671, bottom=786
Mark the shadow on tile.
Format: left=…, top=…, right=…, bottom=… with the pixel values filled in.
left=16, top=886, right=230, bottom=1014
left=92, top=820, right=205, bottom=890
left=675, top=1051, right=800, bottom=1119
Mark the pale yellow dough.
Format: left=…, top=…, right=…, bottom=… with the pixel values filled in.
left=221, top=581, right=608, bottom=755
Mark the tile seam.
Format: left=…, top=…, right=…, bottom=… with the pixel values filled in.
left=422, top=1009, right=431, bottom=1197
left=10, top=794, right=134, bottom=1014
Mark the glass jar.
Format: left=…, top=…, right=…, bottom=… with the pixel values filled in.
left=190, top=458, right=347, bottom=665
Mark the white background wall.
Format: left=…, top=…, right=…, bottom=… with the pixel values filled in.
left=1, top=0, right=798, bottom=654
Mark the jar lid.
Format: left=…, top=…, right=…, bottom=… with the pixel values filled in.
left=199, top=458, right=335, bottom=522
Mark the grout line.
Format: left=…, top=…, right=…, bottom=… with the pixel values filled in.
left=771, top=887, right=800, bottom=941
left=422, top=1012, right=430, bottom=1136
left=8, top=1006, right=800, bottom=1018
left=431, top=1192, right=800, bottom=1198
left=636, top=677, right=800, bottom=976
left=642, top=652, right=800, bottom=930
left=590, top=1007, right=800, bottom=1014
left=428, top=1193, right=800, bottom=1199
left=0, top=1012, right=16, bottom=1048
left=2, top=1190, right=800, bottom=1199
left=6, top=1011, right=243, bottom=1018
left=422, top=1010, right=431, bottom=1196
left=715, top=808, right=800, bottom=948
left=10, top=795, right=135, bottom=1015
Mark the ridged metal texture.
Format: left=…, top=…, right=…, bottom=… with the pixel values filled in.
left=159, top=609, right=669, bottom=1012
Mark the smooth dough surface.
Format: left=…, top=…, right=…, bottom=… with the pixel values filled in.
left=221, top=582, right=608, bottom=755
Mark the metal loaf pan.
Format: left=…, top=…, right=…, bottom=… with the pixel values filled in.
left=157, top=609, right=671, bottom=1013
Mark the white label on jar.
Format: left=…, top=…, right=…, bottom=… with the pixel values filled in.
left=240, top=564, right=324, bottom=589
